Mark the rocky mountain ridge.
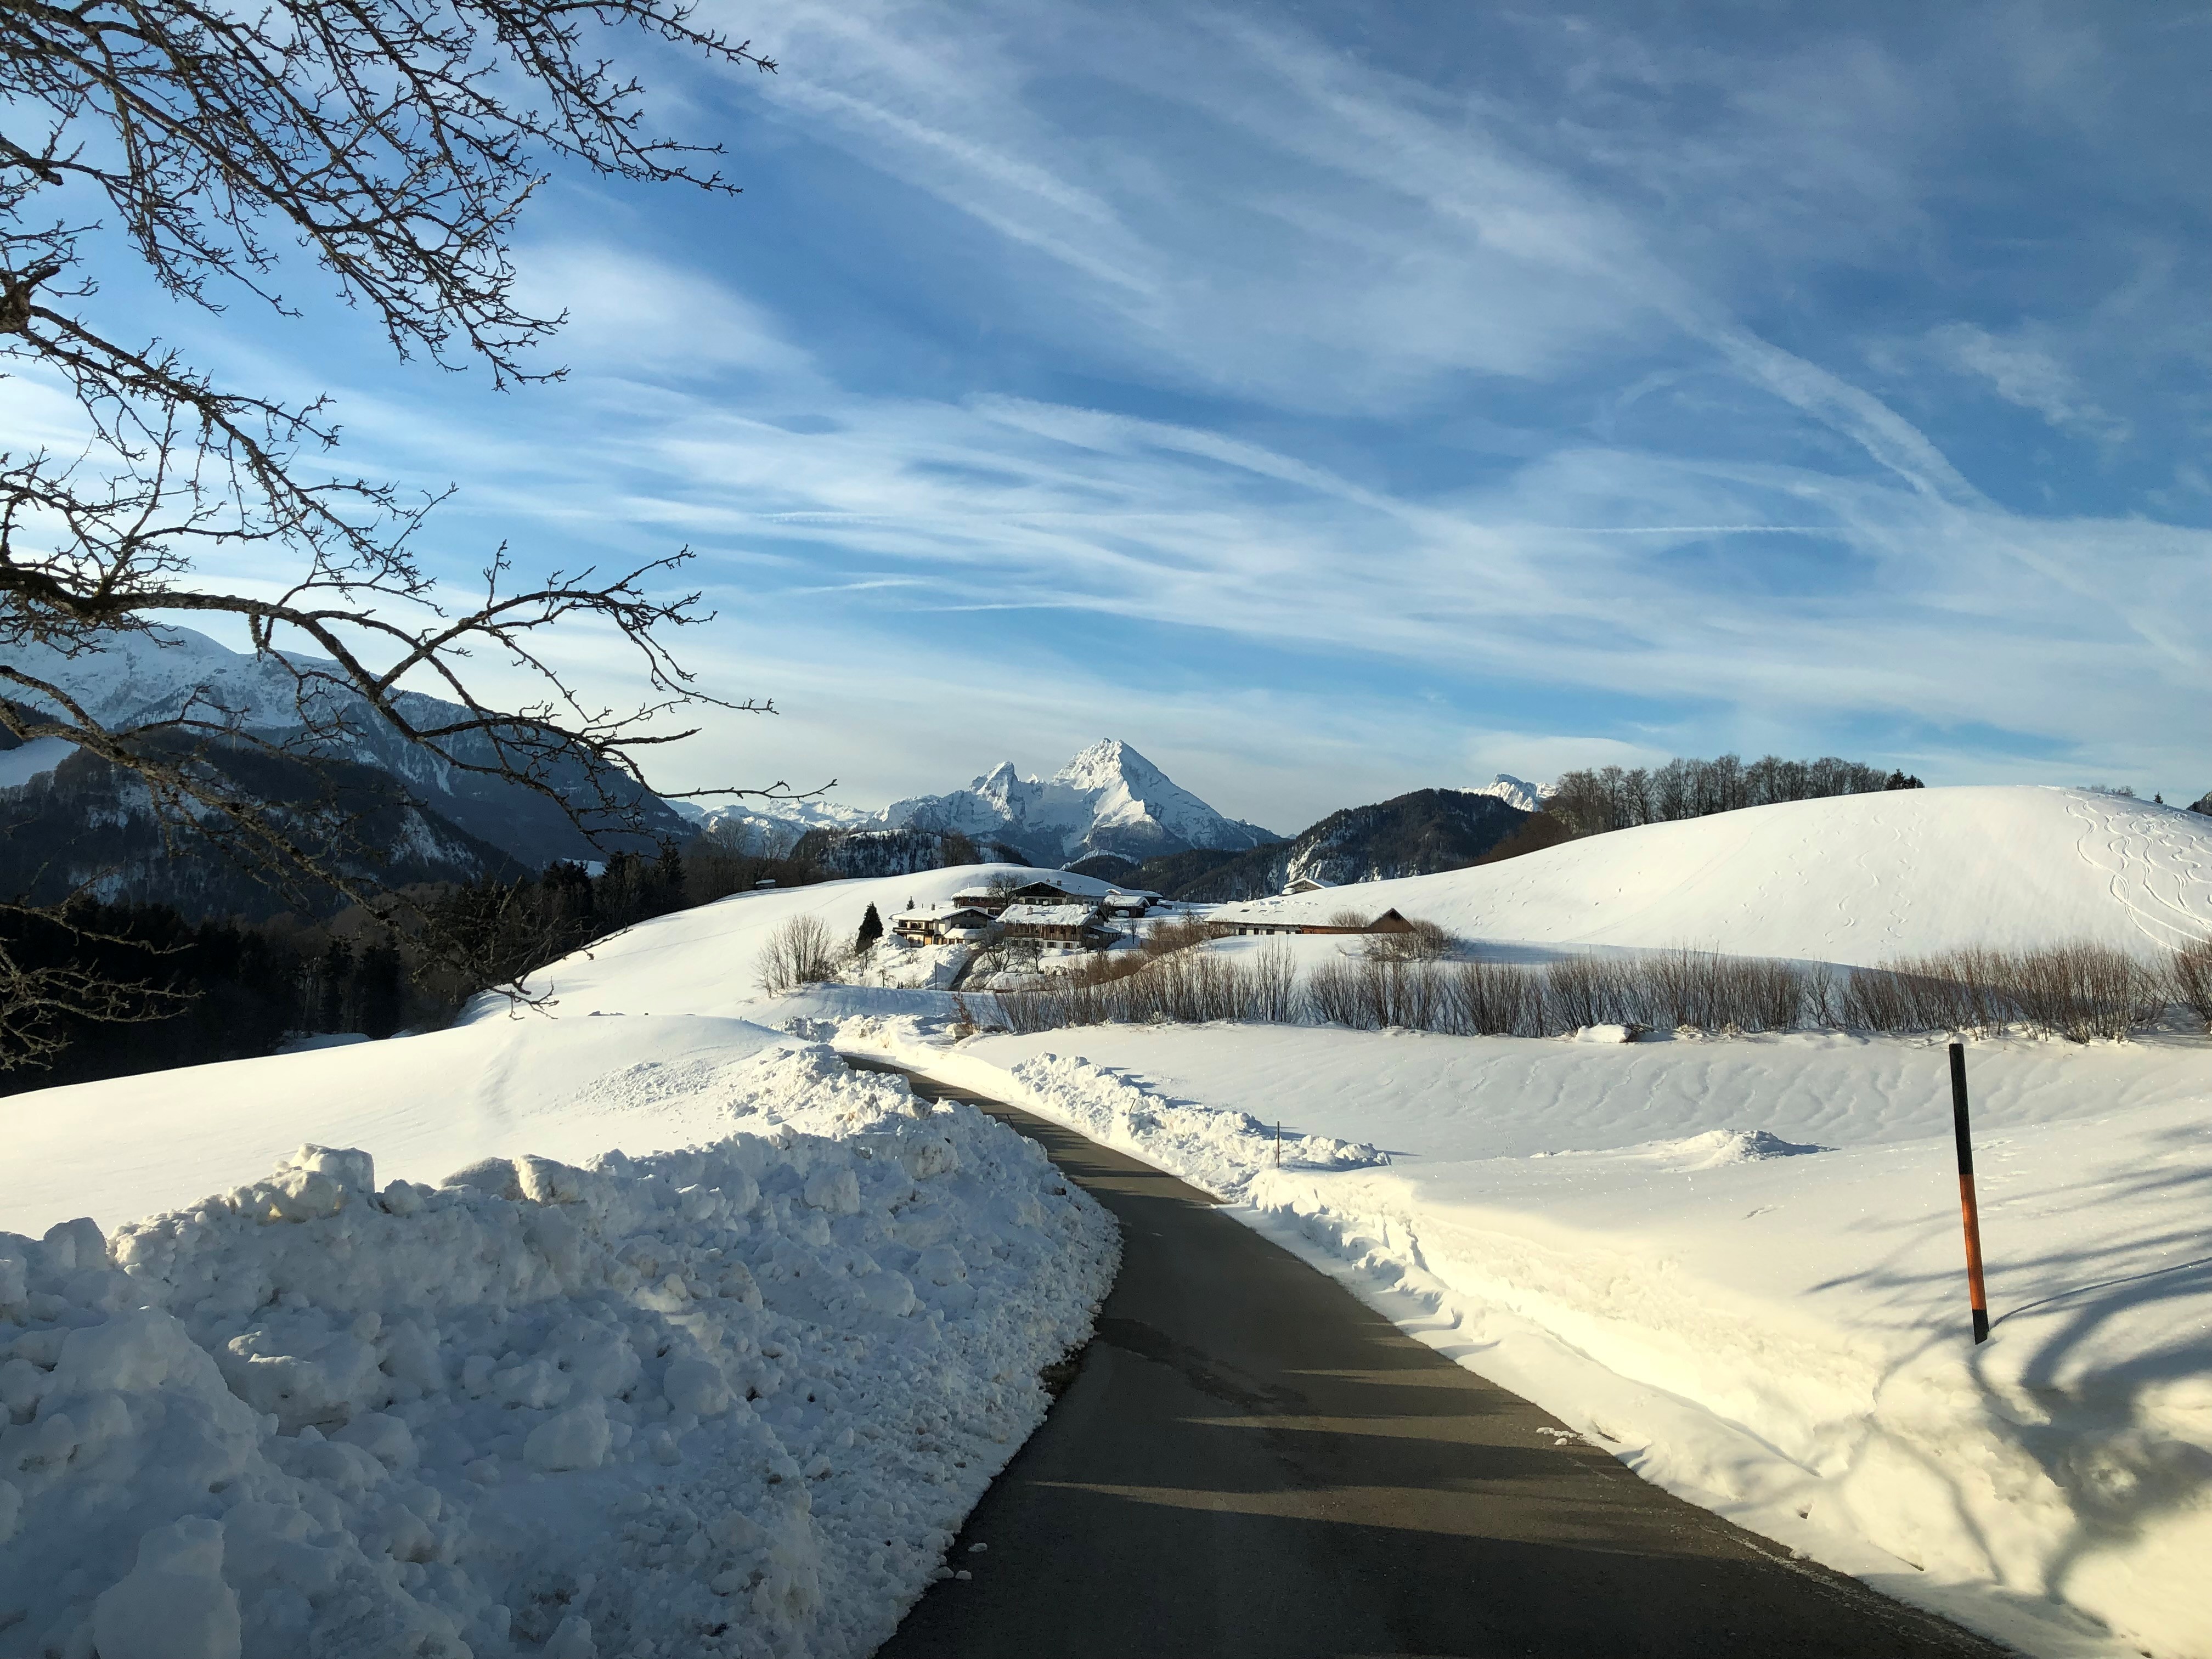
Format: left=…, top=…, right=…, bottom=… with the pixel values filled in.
left=878, top=739, right=1279, bottom=865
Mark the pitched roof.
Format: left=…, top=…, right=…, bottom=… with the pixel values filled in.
left=998, top=903, right=1103, bottom=927
left=894, top=904, right=992, bottom=924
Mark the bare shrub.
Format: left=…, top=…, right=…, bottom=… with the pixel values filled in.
left=1328, top=909, right=1371, bottom=929
left=2169, top=936, right=2212, bottom=1031
left=1802, top=960, right=1841, bottom=1028
left=1445, top=958, right=1541, bottom=1035
left=1369, top=956, right=1443, bottom=1029
left=1306, top=954, right=1441, bottom=1030
left=1140, top=917, right=1224, bottom=958
left=1247, top=942, right=1304, bottom=1024
left=1544, top=955, right=1620, bottom=1030
left=1367, top=918, right=1459, bottom=961
left=1307, top=958, right=1373, bottom=1029
left=1839, top=966, right=1918, bottom=1032
left=1839, top=943, right=2163, bottom=1042
left=756, top=913, right=839, bottom=994
left=998, top=939, right=1308, bottom=1034
left=2008, top=942, right=2163, bottom=1042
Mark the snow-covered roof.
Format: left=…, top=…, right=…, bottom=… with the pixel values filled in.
left=1102, top=888, right=1160, bottom=903
left=999, top=903, right=1103, bottom=927
left=893, top=904, right=992, bottom=924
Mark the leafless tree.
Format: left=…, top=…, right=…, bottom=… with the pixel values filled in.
left=755, top=913, right=837, bottom=995
left=0, top=0, right=800, bottom=1059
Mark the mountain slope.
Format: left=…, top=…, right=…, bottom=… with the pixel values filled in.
left=1113, top=788, right=1539, bottom=901
left=0, top=626, right=692, bottom=871
left=882, top=739, right=1276, bottom=864
left=0, top=741, right=524, bottom=918
left=1211, top=786, right=2212, bottom=962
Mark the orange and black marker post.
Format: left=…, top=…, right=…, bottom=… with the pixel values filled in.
left=1949, top=1041, right=1990, bottom=1344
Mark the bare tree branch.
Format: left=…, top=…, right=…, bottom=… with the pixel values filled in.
left=0, top=0, right=794, bottom=1064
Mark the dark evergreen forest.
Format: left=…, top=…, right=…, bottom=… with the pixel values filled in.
left=0, top=840, right=830, bottom=1094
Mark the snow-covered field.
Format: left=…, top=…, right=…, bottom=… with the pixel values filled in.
left=5, top=786, right=2211, bottom=1657
left=1, top=1036, right=1115, bottom=1657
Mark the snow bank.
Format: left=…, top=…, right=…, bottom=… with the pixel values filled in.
left=0, top=1014, right=798, bottom=1237
left=1002, top=1054, right=1385, bottom=1198
left=847, top=1018, right=2212, bottom=1659
left=0, top=1043, right=1115, bottom=1659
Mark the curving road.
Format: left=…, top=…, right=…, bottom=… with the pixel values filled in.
left=853, top=1058, right=2006, bottom=1659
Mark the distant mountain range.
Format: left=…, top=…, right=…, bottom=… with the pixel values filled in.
left=631, top=750, right=1569, bottom=899
left=0, top=625, right=1562, bottom=911
left=687, top=739, right=1281, bottom=868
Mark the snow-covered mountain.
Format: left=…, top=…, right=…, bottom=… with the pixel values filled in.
left=682, top=795, right=879, bottom=857
left=1466, top=772, right=1554, bottom=812
left=881, top=739, right=1278, bottom=865
left=0, top=625, right=692, bottom=872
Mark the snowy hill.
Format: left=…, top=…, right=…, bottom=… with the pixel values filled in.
left=1214, top=785, right=2212, bottom=962
left=882, top=740, right=1277, bottom=866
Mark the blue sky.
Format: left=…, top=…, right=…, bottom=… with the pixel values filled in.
left=58, top=2, right=2212, bottom=831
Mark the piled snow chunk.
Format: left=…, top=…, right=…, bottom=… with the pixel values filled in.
left=0, top=1042, right=1116, bottom=1659
left=93, top=1516, right=241, bottom=1659
left=1640, top=1128, right=1827, bottom=1169
left=1005, top=1052, right=1386, bottom=1200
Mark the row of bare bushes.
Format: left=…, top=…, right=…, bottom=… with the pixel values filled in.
left=1840, top=944, right=2171, bottom=1042
left=998, top=935, right=2212, bottom=1043
left=996, top=941, right=1305, bottom=1031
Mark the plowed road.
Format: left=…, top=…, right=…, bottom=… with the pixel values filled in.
left=849, top=1058, right=2003, bottom=1659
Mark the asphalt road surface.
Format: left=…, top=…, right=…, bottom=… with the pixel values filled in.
left=851, top=1057, right=2008, bottom=1659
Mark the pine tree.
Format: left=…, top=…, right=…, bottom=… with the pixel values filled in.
left=355, top=941, right=405, bottom=1039
left=856, top=902, right=884, bottom=953
left=656, top=843, right=688, bottom=912
left=315, top=939, right=354, bottom=1031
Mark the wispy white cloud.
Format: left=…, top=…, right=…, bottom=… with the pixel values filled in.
left=176, top=2, right=2210, bottom=815
left=1923, top=321, right=2131, bottom=447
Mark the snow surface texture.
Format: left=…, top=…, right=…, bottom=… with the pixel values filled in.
left=1217, top=785, right=2212, bottom=960
left=0, top=1042, right=1116, bottom=1658
left=839, top=1019, right=2211, bottom=1659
